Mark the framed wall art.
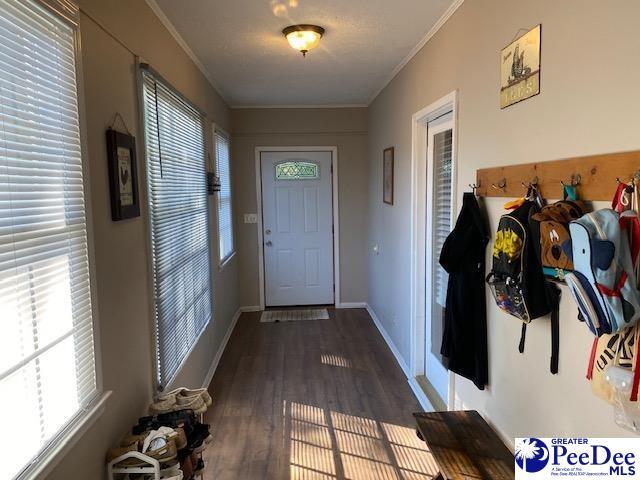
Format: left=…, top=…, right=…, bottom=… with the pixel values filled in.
left=383, top=147, right=394, bottom=205
left=500, top=24, right=541, bottom=108
left=106, top=128, right=140, bottom=221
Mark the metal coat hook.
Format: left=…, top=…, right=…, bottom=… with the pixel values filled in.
left=491, top=178, right=507, bottom=190
left=469, top=183, right=480, bottom=194
left=561, top=174, right=581, bottom=187
left=521, top=176, right=539, bottom=189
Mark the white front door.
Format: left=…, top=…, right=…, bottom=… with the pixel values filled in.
left=261, top=151, right=334, bottom=306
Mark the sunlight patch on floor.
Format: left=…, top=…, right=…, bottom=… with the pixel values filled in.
left=286, top=401, right=439, bottom=480
left=321, top=354, right=352, bottom=368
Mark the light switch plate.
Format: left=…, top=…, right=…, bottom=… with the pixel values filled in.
left=244, top=213, right=258, bottom=224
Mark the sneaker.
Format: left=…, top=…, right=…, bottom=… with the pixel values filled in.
left=159, top=387, right=213, bottom=408
left=150, top=393, right=207, bottom=416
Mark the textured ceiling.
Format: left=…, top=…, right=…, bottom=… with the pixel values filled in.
left=151, top=0, right=457, bottom=106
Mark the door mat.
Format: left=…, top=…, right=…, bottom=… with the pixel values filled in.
left=260, top=309, right=330, bottom=323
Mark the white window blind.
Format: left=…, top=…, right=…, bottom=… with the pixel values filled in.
left=214, top=129, right=234, bottom=263
left=432, top=129, right=453, bottom=307
left=0, top=1, right=98, bottom=478
left=141, top=68, right=212, bottom=388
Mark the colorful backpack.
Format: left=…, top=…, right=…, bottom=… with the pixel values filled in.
left=487, top=190, right=561, bottom=373
left=586, top=323, right=640, bottom=404
left=529, top=185, right=585, bottom=282
left=565, top=209, right=640, bottom=336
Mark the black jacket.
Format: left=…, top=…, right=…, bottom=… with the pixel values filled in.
left=439, top=192, right=489, bottom=390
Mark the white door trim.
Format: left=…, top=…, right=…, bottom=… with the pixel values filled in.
left=254, top=146, right=340, bottom=310
left=410, top=90, right=458, bottom=410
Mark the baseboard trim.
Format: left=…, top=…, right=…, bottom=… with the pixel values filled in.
left=239, top=305, right=262, bottom=312
left=336, top=302, right=367, bottom=309
left=201, top=308, right=241, bottom=389
left=365, top=304, right=433, bottom=412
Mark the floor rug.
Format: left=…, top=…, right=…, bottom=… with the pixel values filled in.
left=260, top=308, right=330, bottom=323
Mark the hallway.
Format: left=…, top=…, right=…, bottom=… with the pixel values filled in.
left=203, top=309, right=438, bottom=479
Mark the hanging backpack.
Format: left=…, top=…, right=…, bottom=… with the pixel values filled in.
left=487, top=187, right=560, bottom=373
left=529, top=185, right=586, bottom=282
left=586, top=323, right=640, bottom=404
left=565, top=209, right=640, bottom=336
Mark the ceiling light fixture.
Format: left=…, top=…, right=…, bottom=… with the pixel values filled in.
left=282, top=24, right=325, bottom=57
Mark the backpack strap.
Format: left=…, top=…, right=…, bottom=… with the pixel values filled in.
left=631, top=327, right=640, bottom=401
left=563, top=185, right=577, bottom=201
left=586, top=336, right=599, bottom=380
left=518, top=283, right=561, bottom=374
left=548, top=284, right=561, bottom=374
left=518, top=323, right=527, bottom=353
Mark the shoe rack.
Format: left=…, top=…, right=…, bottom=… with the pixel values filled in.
left=475, top=150, right=640, bottom=200
left=107, top=452, right=163, bottom=480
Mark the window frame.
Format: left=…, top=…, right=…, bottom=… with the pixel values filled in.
left=213, top=125, right=236, bottom=269
left=4, top=1, right=109, bottom=479
left=138, top=63, right=213, bottom=391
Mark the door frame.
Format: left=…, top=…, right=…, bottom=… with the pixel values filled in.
left=254, top=146, right=340, bottom=310
left=410, top=91, right=458, bottom=410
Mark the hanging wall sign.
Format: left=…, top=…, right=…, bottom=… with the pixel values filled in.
left=106, top=128, right=140, bottom=221
left=500, top=24, right=541, bottom=108
left=383, top=147, right=394, bottom=205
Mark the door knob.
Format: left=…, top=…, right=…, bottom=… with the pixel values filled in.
left=265, top=229, right=271, bottom=235
left=265, top=241, right=273, bottom=247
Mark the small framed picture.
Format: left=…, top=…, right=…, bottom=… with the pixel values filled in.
left=106, top=129, right=140, bottom=221
left=383, top=147, right=394, bottom=205
left=500, top=24, right=541, bottom=108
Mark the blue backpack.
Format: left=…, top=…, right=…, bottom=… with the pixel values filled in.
left=565, top=209, right=640, bottom=336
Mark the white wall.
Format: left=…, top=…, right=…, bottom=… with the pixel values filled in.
left=231, top=108, right=369, bottom=308
left=367, top=0, right=640, bottom=441
left=47, top=1, right=240, bottom=478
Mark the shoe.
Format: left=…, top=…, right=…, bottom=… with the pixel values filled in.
left=105, top=443, right=137, bottom=463
left=164, top=427, right=187, bottom=450
left=150, top=392, right=207, bottom=415
left=180, top=453, right=194, bottom=480
left=187, top=423, right=211, bottom=453
left=194, top=458, right=205, bottom=475
left=142, top=434, right=178, bottom=465
left=149, top=393, right=179, bottom=415
left=160, top=460, right=184, bottom=480
left=159, top=387, right=213, bottom=408
left=120, top=432, right=148, bottom=448
left=134, top=410, right=196, bottom=436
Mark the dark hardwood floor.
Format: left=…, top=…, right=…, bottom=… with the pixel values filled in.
left=203, top=308, right=439, bottom=479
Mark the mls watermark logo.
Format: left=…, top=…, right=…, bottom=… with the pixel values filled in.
left=515, top=438, right=640, bottom=479
left=516, top=438, right=550, bottom=473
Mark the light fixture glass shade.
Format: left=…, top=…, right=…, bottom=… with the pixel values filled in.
left=283, top=25, right=324, bottom=56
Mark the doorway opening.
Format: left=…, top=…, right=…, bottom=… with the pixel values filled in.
left=255, top=147, right=340, bottom=310
left=410, top=91, right=458, bottom=411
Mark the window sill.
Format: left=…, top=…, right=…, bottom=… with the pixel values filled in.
left=20, top=390, right=113, bottom=480
left=219, top=250, right=236, bottom=271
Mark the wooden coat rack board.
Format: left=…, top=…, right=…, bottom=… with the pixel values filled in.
left=475, top=150, right=640, bottom=201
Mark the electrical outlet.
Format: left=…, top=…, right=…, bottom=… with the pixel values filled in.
left=244, top=213, right=258, bottom=224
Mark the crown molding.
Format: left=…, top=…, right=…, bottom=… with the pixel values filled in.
left=144, top=0, right=229, bottom=104
left=231, top=104, right=368, bottom=110
left=366, top=0, right=465, bottom=105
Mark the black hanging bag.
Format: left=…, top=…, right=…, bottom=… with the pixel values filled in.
left=487, top=187, right=561, bottom=373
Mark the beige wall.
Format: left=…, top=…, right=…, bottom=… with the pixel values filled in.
left=368, top=0, right=640, bottom=441
left=231, top=108, right=368, bottom=307
left=48, top=1, right=239, bottom=478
